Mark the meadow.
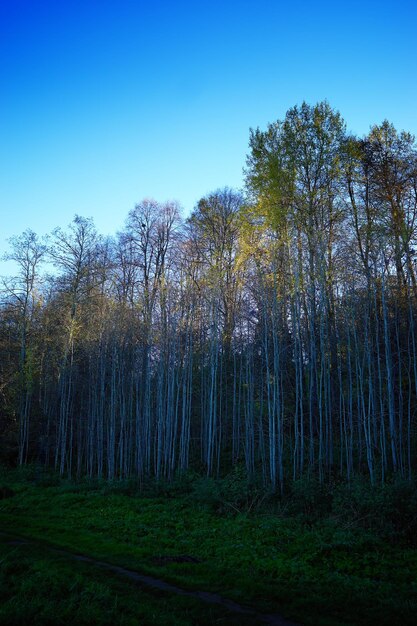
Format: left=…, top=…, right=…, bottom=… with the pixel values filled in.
left=1, top=466, right=416, bottom=625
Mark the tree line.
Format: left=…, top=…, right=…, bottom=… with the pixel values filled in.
left=1, top=101, right=417, bottom=490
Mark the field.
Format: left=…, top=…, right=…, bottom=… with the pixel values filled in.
left=1, top=467, right=417, bottom=625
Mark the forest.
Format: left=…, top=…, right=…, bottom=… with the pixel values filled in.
left=2, top=101, right=417, bottom=625
left=1, top=101, right=417, bottom=488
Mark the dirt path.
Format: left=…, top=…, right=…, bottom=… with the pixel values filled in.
left=0, top=531, right=300, bottom=626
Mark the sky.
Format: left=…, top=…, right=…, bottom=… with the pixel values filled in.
left=1, top=0, right=416, bottom=274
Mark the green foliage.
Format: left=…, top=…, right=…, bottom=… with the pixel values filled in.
left=190, top=466, right=269, bottom=514
left=280, top=476, right=417, bottom=545
left=1, top=472, right=417, bottom=625
left=332, top=478, right=417, bottom=543
left=0, top=542, right=257, bottom=625
left=245, top=100, right=346, bottom=234
left=190, top=476, right=222, bottom=509
left=286, top=478, right=334, bottom=519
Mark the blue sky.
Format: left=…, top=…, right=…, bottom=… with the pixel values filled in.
left=1, top=0, right=416, bottom=272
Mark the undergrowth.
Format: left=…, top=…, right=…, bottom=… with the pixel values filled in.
left=3, top=463, right=417, bottom=544
left=1, top=464, right=417, bottom=625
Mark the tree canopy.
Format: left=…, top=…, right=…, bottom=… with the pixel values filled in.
left=1, top=101, right=417, bottom=489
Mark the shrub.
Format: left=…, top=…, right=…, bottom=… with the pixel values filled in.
left=189, top=466, right=269, bottom=515
left=332, top=478, right=417, bottom=544
left=287, top=478, right=334, bottom=520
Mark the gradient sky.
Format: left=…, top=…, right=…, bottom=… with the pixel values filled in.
left=1, top=0, right=416, bottom=273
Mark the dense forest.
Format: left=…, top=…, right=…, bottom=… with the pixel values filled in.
left=2, top=101, right=417, bottom=491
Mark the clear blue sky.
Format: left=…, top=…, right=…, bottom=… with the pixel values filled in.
left=1, top=0, right=416, bottom=272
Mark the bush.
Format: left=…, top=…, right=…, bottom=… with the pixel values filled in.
left=190, top=466, right=269, bottom=514
left=332, top=478, right=417, bottom=544
left=98, top=478, right=141, bottom=496
left=286, top=478, right=334, bottom=520
left=190, top=476, right=222, bottom=510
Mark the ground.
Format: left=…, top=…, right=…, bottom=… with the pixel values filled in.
left=0, top=468, right=416, bottom=625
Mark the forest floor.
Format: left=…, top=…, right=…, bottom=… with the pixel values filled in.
left=1, top=468, right=417, bottom=625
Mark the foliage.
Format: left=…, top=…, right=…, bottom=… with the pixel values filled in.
left=0, top=541, right=256, bottom=625
left=2, top=102, right=417, bottom=505
left=332, top=478, right=417, bottom=543
left=0, top=472, right=417, bottom=625
left=190, top=466, right=269, bottom=514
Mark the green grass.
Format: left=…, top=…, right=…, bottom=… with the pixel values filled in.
left=0, top=540, right=261, bottom=625
left=1, top=468, right=417, bottom=625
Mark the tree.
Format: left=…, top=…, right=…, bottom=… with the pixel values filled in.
left=48, top=215, right=99, bottom=475
left=2, top=230, right=45, bottom=464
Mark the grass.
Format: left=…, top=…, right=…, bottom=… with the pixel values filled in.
left=0, top=540, right=260, bottom=625
left=1, top=467, right=417, bottom=625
